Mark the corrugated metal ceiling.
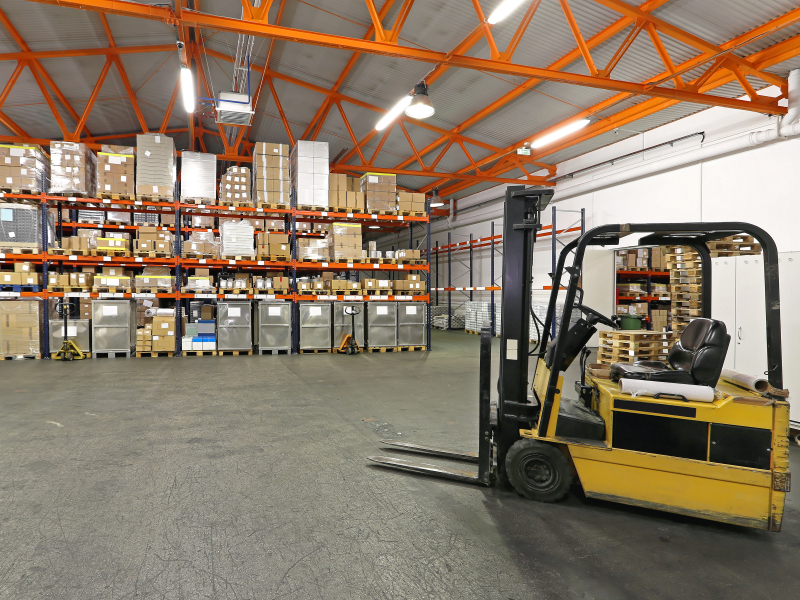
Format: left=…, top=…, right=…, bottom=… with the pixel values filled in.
left=0, top=0, right=798, bottom=194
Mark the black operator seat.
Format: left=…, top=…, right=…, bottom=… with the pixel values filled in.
left=610, top=318, right=731, bottom=387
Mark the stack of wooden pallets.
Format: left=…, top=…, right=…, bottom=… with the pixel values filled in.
left=597, top=330, right=674, bottom=366
left=666, top=246, right=702, bottom=337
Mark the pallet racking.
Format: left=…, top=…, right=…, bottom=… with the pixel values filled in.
left=0, top=188, right=431, bottom=357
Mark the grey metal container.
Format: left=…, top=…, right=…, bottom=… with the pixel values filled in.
left=49, top=319, right=91, bottom=353
left=217, top=301, right=252, bottom=351
left=333, top=301, right=365, bottom=349
left=91, top=300, right=135, bottom=353
left=397, top=302, right=427, bottom=346
left=366, top=302, right=397, bottom=348
left=255, top=301, right=292, bottom=352
left=299, top=302, right=331, bottom=350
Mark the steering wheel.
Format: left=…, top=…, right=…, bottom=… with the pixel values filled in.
left=577, top=304, right=618, bottom=329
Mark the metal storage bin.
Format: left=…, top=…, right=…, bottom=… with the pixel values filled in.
left=299, top=302, right=331, bottom=350
left=397, top=302, right=427, bottom=346
left=366, top=301, right=397, bottom=348
left=255, top=301, right=292, bottom=353
left=49, top=319, right=91, bottom=353
left=217, top=301, right=252, bottom=351
left=91, top=300, right=135, bottom=355
left=333, top=301, right=365, bottom=349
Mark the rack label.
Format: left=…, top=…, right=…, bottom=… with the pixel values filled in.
left=69, top=255, right=77, bottom=261
left=199, top=259, right=206, bottom=264
left=372, top=264, right=379, bottom=269
left=347, top=263, right=353, bottom=268
left=194, top=294, right=216, bottom=298
left=102, top=198, right=111, bottom=204
left=103, top=256, right=111, bottom=261
left=347, top=213, right=353, bottom=218
left=321, top=212, right=328, bottom=216
left=0, top=292, right=19, bottom=298
left=396, top=215, right=403, bottom=220
left=319, top=295, right=336, bottom=300
left=398, top=264, right=404, bottom=269
left=371, top=214, right=378, bottom=219
left=228, top=260, right=236, bottom=265
left=134, top=200, right=142, bottom=206
left=133, top=293, right=155, bottom=299
left=321, top=262, right=328, bottom=267
left=225, top=294, right=240, bottom=299
left=258, top=261, right=265, bottom=266
left=0, top=254, right=4, bottom=259
left=228, top=206, right=235, bottom=210
left=135, top=257, right=143, bottom=262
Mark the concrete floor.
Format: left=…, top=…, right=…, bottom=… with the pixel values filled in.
left=0, top=329, right=798, bottom=599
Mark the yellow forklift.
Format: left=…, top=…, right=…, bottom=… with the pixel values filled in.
left=369, top=187, right=791, bottom=531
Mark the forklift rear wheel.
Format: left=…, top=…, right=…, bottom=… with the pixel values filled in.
left=64, top=352, right=74, bottom=361
left=505, top=439, right=572, bottom=502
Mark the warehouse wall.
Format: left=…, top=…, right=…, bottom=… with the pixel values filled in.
left=376, top=85, right=800, bottom=312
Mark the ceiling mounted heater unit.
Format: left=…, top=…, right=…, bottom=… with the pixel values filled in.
left=216, top=91, right=254, bottom=126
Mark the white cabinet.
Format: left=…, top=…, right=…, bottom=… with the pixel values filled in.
left=711, top=252, right=798, bottom=426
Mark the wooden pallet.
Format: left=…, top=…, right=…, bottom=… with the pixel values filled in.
left=366, top=346, right=399, bottom=353
left=296, top=258, right=326, bottom=263
left=181, top=197, right=216, bottom=205
left=49, top=248, right=92, bottom=255
left=398, top=211, right=425, bottom=217
left=132, top=251, right=173, bottom=258
left=0, top=353, right=41, bottom=360
left=671, top=284, right=702, bottom=292
left=104, top=220, right=133, bottom=226
left=255, top=255, right=291, bottom=262
left=599, top=347, right=669, bottom=358
left=0, top=285, right=42, bottom=292
left=92, top=351, right=131, bottom=358
left=601, top=339, right=672, bottom=349
left=599, top=331, right=673, bottom=342
left=47, top=286, right=91, bottom=293
left=297, top=204, right=328, bottom=212
left=181, top=288, right=218, bottom=295
left=182, top=252, right=217, bottom=260
left=362, top=289, right=391, bottom=296
left=220, top=255, right=256, bottom=261
left=367, top=210, right=398, bottom=216
left=257, top=203, right=290, bottom=211
left=667, top=261, right=703, bottom=270
left=297, top=289, right=333, bottom=295
left=219, top=200, right=253, bottom=207
left=183, top=350, right=217, bottom=356
left=92, top=249, right=132, bottom=257
left=217, top=349, right=253, bottom=356
left=218, top=288, right=254, bottom=295
left=253, top=288, right=289, bottom=295
left=299, top=348, right=332, bottom=354
left=49, top=191, right=92, bottom=198
left=92, top=287, right=133, bottom=294
left=398, top=345, right=426, bottom=351
left=395, top=259, right=426, bottom=265
left=0, top=188, right=41, bottom=196
left=136, top=351, right=174, bottom=358
left=98, top=192, right=135, bottom=201
left=0, top=246, right=38, bottom=254
left=136, top=194, right=174, bottom=203
left=134, top=287, right=173, bottom=294
left=257, top=348, right=290, bottom=355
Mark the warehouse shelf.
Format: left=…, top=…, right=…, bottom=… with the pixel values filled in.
left=295, top=261, right=429, bottom=272
left=0, top=253, right=45, bottom=264
left=618, top=296, right=672, bottom=301
left=180, top=257, right=292, bottom=268
left=46, top=254, right=178, bottom=266
left=295, top=294, right=430, bottom=302
left=433, top=286, right=501, bottom=291
left=617, top=270, right=670, bottom=277
left=57, top=222, right=173, bottom=233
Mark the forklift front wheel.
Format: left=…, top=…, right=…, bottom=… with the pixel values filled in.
left=506, top=439, right=572, bottom=502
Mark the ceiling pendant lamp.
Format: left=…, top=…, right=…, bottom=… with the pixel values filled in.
left=429, top=188, right=444, bottom=207
left=405, top=82, right=435, bottom=119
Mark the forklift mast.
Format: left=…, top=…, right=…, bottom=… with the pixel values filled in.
left=496, top=186, right=554, bottom=473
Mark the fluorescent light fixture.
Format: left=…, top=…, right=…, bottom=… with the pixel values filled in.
left=368, top=225, right=381, bottom=229
left=405, top=82, right=434, bottom=119
left=375, top=95, right=412, bottom=130
left=531, top=119, right=590, bottom=148
left=180, top=67, right=195, bottom=113
left=487, top=0, right=527, bottom=24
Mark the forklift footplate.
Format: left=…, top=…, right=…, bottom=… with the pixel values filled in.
left=367, top=456, right=482, bottom=484
left=379, top=439, right=479, bottom=462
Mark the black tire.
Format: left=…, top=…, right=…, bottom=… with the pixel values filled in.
left=505, top=439, right=572, bottom=502
left=64, top=352, right=73, bottom=361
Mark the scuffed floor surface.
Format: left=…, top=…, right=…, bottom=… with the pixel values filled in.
left=0, top=330, right=798, bottom=599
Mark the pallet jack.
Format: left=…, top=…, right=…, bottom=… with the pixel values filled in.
left=53, top=299, right=86, bottom=361
left=337, top=306, right=362, bottom=355
left=369, top=186, right=791, bottom=531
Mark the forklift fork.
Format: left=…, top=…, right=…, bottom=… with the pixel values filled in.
left=367, top=324, right=495, bottom=486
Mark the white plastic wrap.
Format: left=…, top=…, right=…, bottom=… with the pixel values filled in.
left=220, top=219, right=255, bottom=257
left=181, top=152, right=217, bottom=201
left=49, top=141, right=97, bottom=196
left=0, top=300, right=41, bottom=357
left=618, top=378, right=716, bottom=403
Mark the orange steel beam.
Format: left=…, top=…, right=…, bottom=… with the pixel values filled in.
left=644, top=22, right=683, bottom=88
left=399, top=122, right=425, bottom=169
left=387, top=0, right=673, bottom=174
left=386, top=0, right=415, bottom=44
left=71, top=58, right=112, bottom=141
left=26, top=61, right=70, bottom=137
left=0, top=61, right=24, bottom=108
left=0, top=110, right=29, bottom=139
left=559, top=0, right=598, bottom=75
left=27, top=2, right=782, bottom=114
left=471, top=0, right=500, bottom=60
left=500, top=0, right=542, bottom=62
left=268, top=76, right=296, bottom=146
left=590, top=0, right=786, bottom=87
left=336, top=101, right=367, bottom=164
left=330, top=164, right=553, bottom=185
left=160, top=78, right=180, bottom=133
left=364, top=0, right=387, bottom=42
left=601, top=19, right=645, bottom=78
left=299, top=0, right=397, bottom=141
left=727, top=61, right=760, bottom=102
left=368, top=123, right=394, bottom=166
left=436, top=32, right=800, bottom=198
left=0, top=45, right=175, bottom=61
left=427, top=138, right=454, bottom=172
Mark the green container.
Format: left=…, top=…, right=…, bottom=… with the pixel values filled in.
left=619, top=315, right=643, bottom=330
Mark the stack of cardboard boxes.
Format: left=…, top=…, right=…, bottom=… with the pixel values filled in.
left=291, top=140, right=329, bottom=209
left=327, top=222, right=362, bottom=262
left=49, top=141, right=97, bottom=196
left=219, top=165, right=250, bottom=206
left=220, top=219, right=255, bottom=258
left=361, top=278, right=392, bottom=295
left=134, top=266, right=173, bottom=291
left=396, top=192, right=426, bottom=214
left=57, top=236, right=91, bottom=253
left=133, top=226, right=173, bottom=256
left=0, top=143, right=49, bottom=193
left=256, top=232, right=290, bottom=259
left=182, top=232, right=218, bottom=258
left=136, top=133, right=176, bottom=200
left=0, top=300, right=41, bottom=357
left=395, top=249, right=421, bottom=262
left=95, top=232, right=130, bottom=255
left=96, top=145, right=135, bottom=198
left=151, top=315, right=176, bottom=353
left=324, top=278, right=361, bottom=295
left=182, top=305, right=216, bottom=351
left=254, top=272, right=291, bottom=293
left=327, top=173, right=366, bottom=211
left=361, top=173, right=397, bottom=213
left=219, top=272, right=251, bottom=292
left=93, top=266, right=132, bottom=291
left=0, top=262, right=41, bottom=288
left=254, top=143, right=290, bottom=206
left=297, top=238, right=327, bottom=261
left=136, top=323, right=153, bottom=353
left=49, top=269, right=93, bottom=290
left=393, top=273, right=426, bottom=295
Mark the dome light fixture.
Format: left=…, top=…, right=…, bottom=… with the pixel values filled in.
left=429, top=188, right=444, bottom=208
left=404, top=82, right=435, bottom=119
